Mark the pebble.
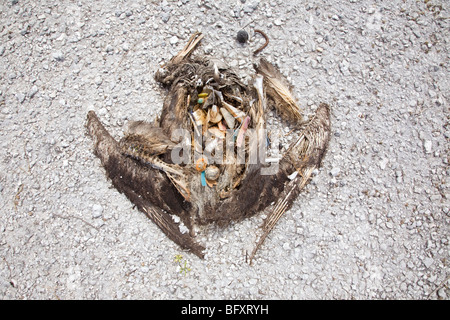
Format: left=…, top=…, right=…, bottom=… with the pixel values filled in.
left=92, top=204, right=103, bottom=218
left=105, top=45, right=114, bottom=53
left=16, top=93, right=25, bottom=103
left=423, top=140, right=432, bottom=154
left=161, top=12, right=171, bottom=23
left=52, top=51, right=64, bottom=61
left=9, top=279, right=17, bottom=288
left=395, top=170, right=403, bottom=183
left=330, top=167, right=341, bottom=177
left=378, top=158, right=388, bottom=170
left=236, top=30, right=249, bottom=44
left=243, top=1, right=259, bottom=14
left=423, top=257, right=434, bottom=269
left=437, top=287, right=447, bottom=299
left=274, top=19, right=283, bottom=26
left=94, top=76, right=103, bottom=86
left=169, top=36, right=179, bottom=45
left=204, top=44, right=213, bottom=54
left=29, top=85, right=38, bottom=98
left=339, top=61, right=351, bottom=76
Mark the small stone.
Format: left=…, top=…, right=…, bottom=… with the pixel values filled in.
left=52, top=51, right=64, bottom=61
left=105, top=45, right=114, bottom=53
left=330, top=167, right=340, bottom=177
left=161, top=12, right=170, bottom=23
left=232, top=7, right=241, bottom=18
left=204, top=44, right=213, bottom=54
left=414, top=186, right=422, bottom=194
left=92, top=204, right=103, bottom=218
left=0, top=46, right=5, bottom=56
left=274, top=19, right=283, bottom=26
left=339, top=61, right=350, bottom=76
left=16, top=93, right=25, bottom=103
left=9, top=279, right=17, bottom=288
left=169, top=36, right=179, bottom=45
left=29, top=85, right=38, bottom=98
left=94, top=76, right=102, bottom=86
left=243, top=1, right=259, bottom=14
left=98, top=107, right=108, bottom=116
left=437, top=287, right=447, bottom=299
left=423, top=257, right=434, bottom=268
left=395, top=170, right=403, bottom=183
left=379, top=158, right=388, bottom=170
left=179, top=224, right=189, bottom=234
left=423, top=140, right=432, bottom=154
left=236, top=30, right=248, bottom=44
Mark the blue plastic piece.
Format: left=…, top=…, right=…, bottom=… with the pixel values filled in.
left=201, top=171, right=207, bottom=186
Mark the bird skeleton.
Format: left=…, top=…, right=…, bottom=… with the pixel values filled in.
left=86, top=32, right=331, bottom=263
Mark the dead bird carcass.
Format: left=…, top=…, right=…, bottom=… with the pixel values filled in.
left=86, top=32, right=331, bottom=263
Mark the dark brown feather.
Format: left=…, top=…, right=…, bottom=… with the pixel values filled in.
left=86, top=111, right=204, bottom=258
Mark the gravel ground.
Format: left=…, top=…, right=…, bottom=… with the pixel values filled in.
left=0, top=0, right=448, bottom=300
